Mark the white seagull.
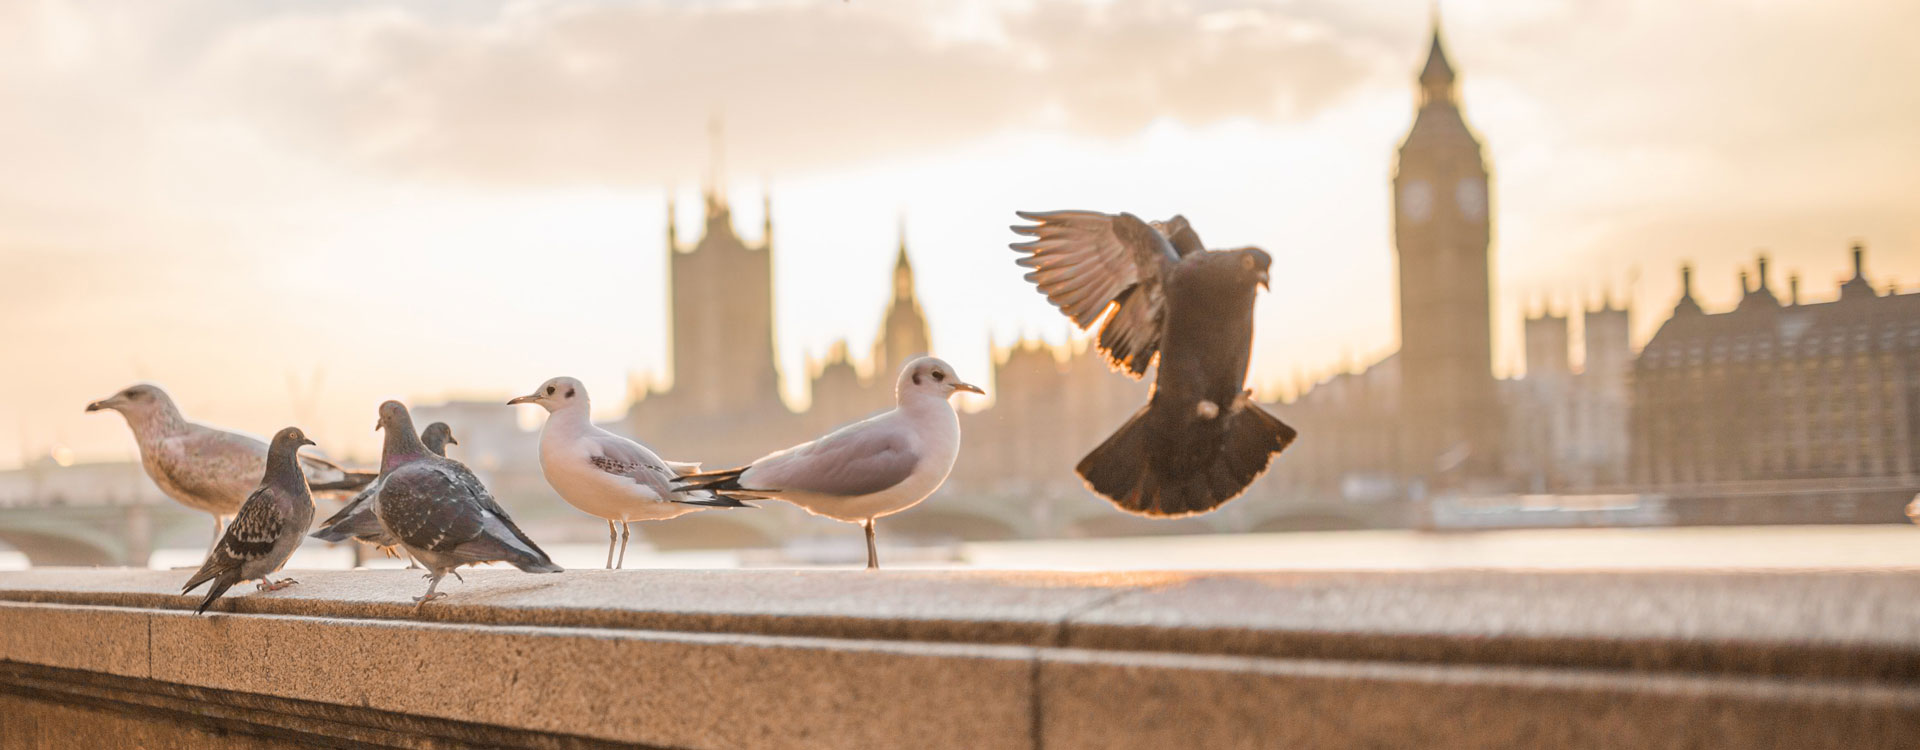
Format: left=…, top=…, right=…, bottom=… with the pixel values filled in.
left=509, top=377, right=749, bottom=569
left=675, top=356, right=984, bottom=569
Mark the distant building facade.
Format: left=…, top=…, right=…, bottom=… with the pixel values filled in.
left=1631, top=245, right=1920, bottom=505
left=1505, top=300, right=1632, bottom=491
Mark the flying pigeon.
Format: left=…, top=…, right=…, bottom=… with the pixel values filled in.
left=509, top=377, right=749, bottom=570
left=1009, top=210, right=1297, bottom=517
left=86, top=384, right=376, bottom=556
left=310, top=421, right=457, bottom=567
left=180, top=426, right=319, bottom=614
left=370, top=401, right=561, bottom=603
left=675, top=357, right=983, bottom=569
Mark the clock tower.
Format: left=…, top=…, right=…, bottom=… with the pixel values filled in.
left=1392, top=20, right=1501, bottom=485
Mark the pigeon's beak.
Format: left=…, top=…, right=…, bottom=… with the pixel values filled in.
left=1256, top=270, right=1270, bottom=291
left=953, top=382, right=986, bottom=396
left=507, top=393, right=539, bottom=405
left=446, top=436, right=460, bottom=446
left=300, top=437, right=317, bottom=448
left=373, top=419, right=383, bottom=433
left=84, top=395, right=119, bottom=413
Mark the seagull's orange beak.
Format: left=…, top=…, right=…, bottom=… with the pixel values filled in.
left=507, top=393, right=539, bottom=405
left=953, top=382, right=985, bottom=396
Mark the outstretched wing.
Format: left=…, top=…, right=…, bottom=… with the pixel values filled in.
left=1010, top=210, right=1186, bottom=377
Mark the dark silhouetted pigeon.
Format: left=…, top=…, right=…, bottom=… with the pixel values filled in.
left=180, top=426, right=319, bottom=614
left=1010, top=210, right=1297, bottom=517
left=370, top=401, right=561, bottom=603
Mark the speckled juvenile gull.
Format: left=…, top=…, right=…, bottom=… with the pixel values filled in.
left=510, top=377, right=748, bottom=570
left=370, top=401, right=561, bottom=604
left=675, top=357, right=982, bottom=569
left=310, top=421, right=457, bottom=567
left=87, top=383, right=376, bottom=557
left=181, top=426, right=319, bottom=614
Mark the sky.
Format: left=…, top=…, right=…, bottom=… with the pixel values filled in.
left=3, top=0, right=1917, bottom=468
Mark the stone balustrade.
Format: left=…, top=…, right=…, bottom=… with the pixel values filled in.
left=2, top=567, right=1918, bottom=748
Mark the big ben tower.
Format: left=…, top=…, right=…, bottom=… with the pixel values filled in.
left=1393, top=19, right=1501, bottom=484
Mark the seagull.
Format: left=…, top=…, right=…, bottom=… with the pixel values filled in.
left=310, top=421, right=458, bottom=567
left=86, top=383, right=376, bottom=558
left=509, top=377, right=750, bottom=569
left=1009, top=210, right=1298, bottom=517
left=180, top=426, right=319, bottom=614
left=675, top=357, right=983, bottom=569
left=370, top=401, right=561, bottom=604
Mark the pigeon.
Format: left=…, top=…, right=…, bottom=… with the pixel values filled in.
left=369, top=401, right=561, bottom=604
left=180, top=426, right=319, bottom=614
left=86, top=383, right=376, bottom=556
left=310, top=421, right=458, bottom=567
left=675, top=357, right=983, bottom=569
left=509, top=377, right=749, bottom=570
left=1009, top=210, right=1297, bottom=517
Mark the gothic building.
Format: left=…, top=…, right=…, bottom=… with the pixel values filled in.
left=1392, top=23, right=1503, bottom=484
left=1630, top=244, right=1920, bottom=517
left=1505, top=299, right=1632, bottom=491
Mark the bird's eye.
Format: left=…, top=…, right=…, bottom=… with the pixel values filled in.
left=565, top=388, right=575, bottom=398
left=545, top=386, right=555, bottom=396
left=932, top=371, right=945, bottom=381
left=1241, top=255, right=1256, bottom=271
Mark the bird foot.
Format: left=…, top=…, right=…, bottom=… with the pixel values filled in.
left=412, top=593, right=447, bottom=606
left=256, top=578, right=298, bottom=592
left=450, top=570, right=464, bottom=582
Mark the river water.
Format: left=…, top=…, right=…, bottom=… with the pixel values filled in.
left=5, top=524, right=1919, bottom=572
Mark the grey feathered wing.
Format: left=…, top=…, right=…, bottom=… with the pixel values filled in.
left=379, top=462, right=559, bottom=573
left=183, top=486, right=284, bottom=613
left=1009, top=210, right=1189, bottom=377
left=688, top=419, right=919, bottom=499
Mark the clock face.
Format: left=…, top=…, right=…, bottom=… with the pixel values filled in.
left=1456, top=176, right=1487, bottom=220
left=1400, top=179, right=1433, bottom=223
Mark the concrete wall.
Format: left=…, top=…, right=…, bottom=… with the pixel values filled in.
left=2, top=568, right=1918, bottom=749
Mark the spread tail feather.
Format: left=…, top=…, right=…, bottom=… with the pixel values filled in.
left=673, top=492, right=756, bottom=508
left=1077, top=401, right=1297, bottom=517
left=672, top=467, right=749, bottom=494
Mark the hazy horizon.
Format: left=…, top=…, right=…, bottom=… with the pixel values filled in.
left=5, top=0, right=1918, bottom=469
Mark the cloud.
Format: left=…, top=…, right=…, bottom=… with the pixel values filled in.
left=182, top=0, right=1384, bottom=185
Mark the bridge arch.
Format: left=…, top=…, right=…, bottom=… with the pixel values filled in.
left=0, top=524, right=125, bottom=567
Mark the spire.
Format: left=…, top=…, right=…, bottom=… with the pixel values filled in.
left=1418, top=11, right=1456, bottom=107
left=666, top=195, right=678, bottom=250
left=893, top=215, right=915, bottom=303
left=1675, top=263, right=1702, bottom=316
left=1841, top=240, right=1876, bottom=300
left=704, top=114, right=726, bottom=219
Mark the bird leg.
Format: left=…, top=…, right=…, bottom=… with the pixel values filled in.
left=605, top=519, right=618, bottom=569
left=449, top=569, right=464, bottom=583
left=617, top=522, right=632, bottom=569
left=256, top=578, right=298, bottom=592
left=405, top=551, right=422, bottom=570
left=863, top=519, right=879, bottom=570
left=414, top=572, right=448, bottom=605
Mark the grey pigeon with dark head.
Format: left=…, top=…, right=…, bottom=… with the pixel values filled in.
left=311, top=422, right=457, bottom=566
left=1010, top=210, right=1297, bottom=517
left=370, top=401, right=561, bottom=604
left=86, top=384, right=376, bottom=557
left=181, top=426, right=319, bottom=614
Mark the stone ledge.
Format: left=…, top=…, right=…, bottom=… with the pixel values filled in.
left=2, top=568, right=1919, bottom=749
